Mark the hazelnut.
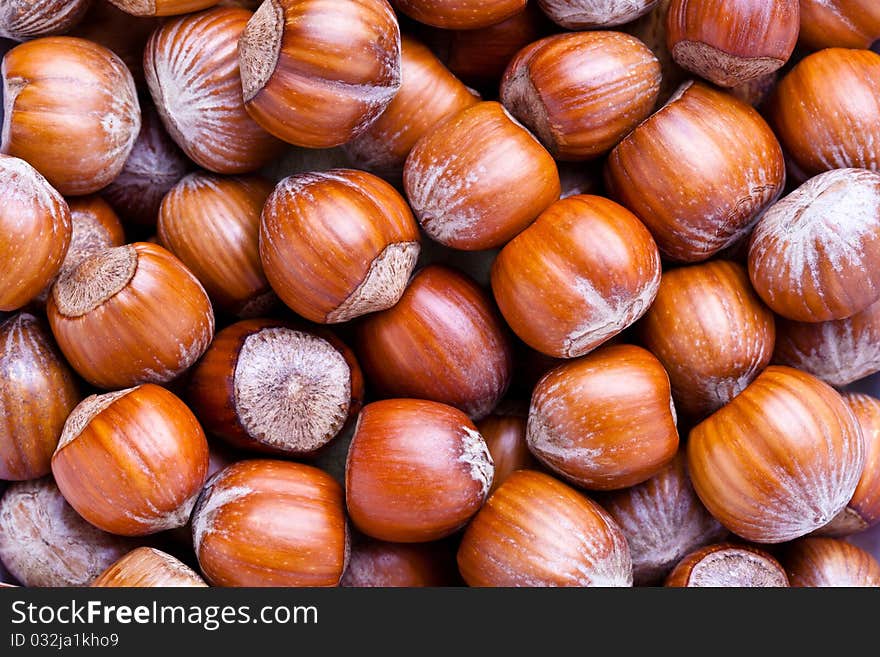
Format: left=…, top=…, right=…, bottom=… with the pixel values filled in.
left=342, top=536, right=458, bottom=587
left=355, top=265, right=513, bottom=420
left=0, top=154, right=71, bottom=311
left=773, top=300, right=880, bottom=387
left=395, top=0, right=526, bottom=29
left=688, top=366, right=865, bottom=543
left=1, top=36, right=140, bottom=195
left=260, top=169, right=420, bottom=323
left=345, top=36, right=479, bottom=178
left=238, top=0, right=401, bottom=148
left=0, top=313, right=80, bottom=481
left=527, top=344, right=679, bottom=491
left=798, top=0, right=880, bottom=51
left=665, top=543, right=789, bottom=587
left=187, top=319, right=364, bottom=456
left=782, top=537, right=880, bottom=587
left=404, top=101, right=560, bottom=250
left=159, top=173, right=275, bottom=317
left=457, top=470, right=632, bottom=586
left=666, top=0, right=799, bottom=87
left=144, top=7, right=284, bottom=174
left=748, top=168, right=880, bottom=323
left=501, top=31, right=661, bottom=161
left=605, top=81, right=785, bottom=263
left=192, top=459, right=349, bottom=587
left=537, top=0, right=657, bottom=29
left=46, top=242, right=215, bottom=389
left=0, top=0, right=91, bottom=41
left=91, top=547, right=207, bottom=587
left=491, top=195, right=660, bottom=359
left=52, top=384, right=210, bottom=536
left=102, top=102, right=192, bottom=227
left=0, top=478, right=135, bottom=587
left=599, top=454, right=726, bottom=585
left=767, top=48, right=880, bottom=180
left=817, top=393, right=880, bottom=536
left=345, top=399, right=494, bottom=543
left=639, top=260, right=776, bottom=420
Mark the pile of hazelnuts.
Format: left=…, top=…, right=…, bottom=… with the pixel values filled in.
left=0, top=0, right=879, bottom=589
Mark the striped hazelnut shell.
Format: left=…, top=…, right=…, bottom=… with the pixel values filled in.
left=605, top=81, right=785, bottom=263
left=238, top=0, right=401, bottom=148
left=1, top=37, right=140, bottom=195
left=687, top=366, right=865, bottom=543
left=144, top=7, right=284, bottom=174
left=51, top=384, right=210, bottom=536
left=260, top=169, right=420, bottom=324
left=501, top=31, right=661, bottom=161
left=748, top=168, right=880, bottom=323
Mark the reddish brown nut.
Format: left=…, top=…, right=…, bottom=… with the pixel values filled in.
left=748, top=169, right=880, bottom=323
left=767, top=49, right=880, bottom=180
left=345, top=36, right=479, bottom=178
left=342, top=537, right=458, bottom=587
left=423, top=4, right=552, bottom=89
left=774, top=300, right=880, bottom=387
left=606, top=81, right=785, bottom=263
left=528, top=344, right=679, bottom=491
left=60, top=196, right=126, bottom=276
left=477, top=413, right=536, bottom=493
left=639, top=260, right=776, bottom=420
left=355, top=265, right=512, bottom=420
left=238, top=0, right=401, bottom=148
left=458, top=470, right=632, bottom=586
left=0, top=155, right=71, bottom=311
left=188, top=319, right=364, bottom=456
left=260, top=169, right=420, bottom=323
left=102, top=103, right=191, bottom=227
left=395, top=0, right=526, bottom=29
left=404, top=101, right=560, bottom=250
left=0, top=0, right=91, bottom=40
left=688, top=366, right=865, bottom=543
left=192, top=459, right=349, bottom=587
left=665, top=543, right=789, bottom=587
left=501, top=32, right=660, bottom=161
left=666, top=0, right=799, bottom=87
left=491, top=195, right=660, bottom=359
left=108, top=0, right=220, bottom=16
left=91, top=547, right=207, bottom=587
left=538, top=0, right=657, bottom=28
left=47, top=242, right=214, bottom=389
left=782, top=537, right=880, bottom=586
left=0, top=313, right=80, bottom=481
left=346, top=399, right=494, bottom=543
left=817, top=394, right=880, bottom=535
left=799, top=0, right=880, bottom=51
left=159, top=173, right=274, bottom=317
left=0, top=478, right=136, bottom=587
left=144, top=7, right=284, bottom=174
left=52, top=384, right=209, bottom=536
left=1, top=37, right=140, bottom=195
left=599, top=454, right=726, bottom=585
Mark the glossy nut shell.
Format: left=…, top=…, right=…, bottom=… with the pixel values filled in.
left=687, top=366, right=865, bottom=543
